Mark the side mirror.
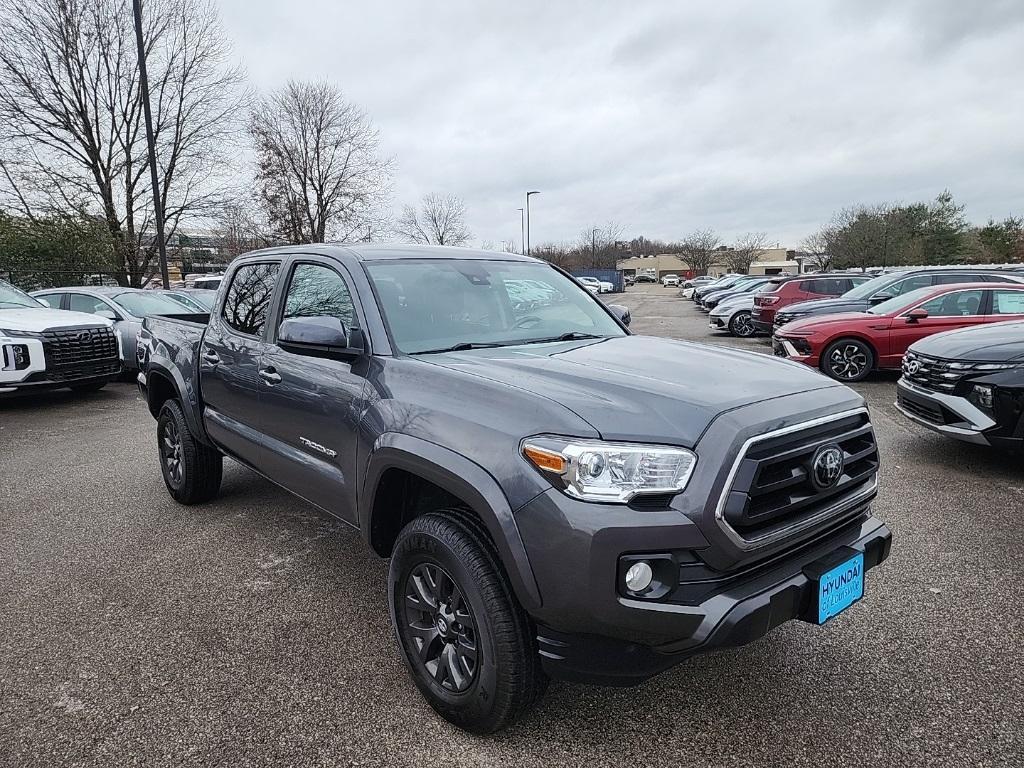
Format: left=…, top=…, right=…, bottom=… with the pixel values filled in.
left=869, top=293, right=893, bottom=306
left=96, top=308, right=120, bottom=321
left=278, top=316, right=360, bottom=357
left=905, top=308, right=928, bottom=323
left=607, top=303, right=631, bottom=327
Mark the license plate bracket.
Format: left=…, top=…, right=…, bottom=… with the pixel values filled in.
left=802, top=546, right=865, bottom=624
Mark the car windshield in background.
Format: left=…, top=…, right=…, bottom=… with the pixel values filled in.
left=365, top=259, right=626, bottom=354
left=0, top=282, right=44, bottom=309
left=843, top=273, right=902, bottom=299
left=112, top=291, right=195, bottom=317
left=866, top=286, right=936, bottom=315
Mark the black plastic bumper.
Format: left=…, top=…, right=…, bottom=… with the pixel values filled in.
left=0, top=369, right=120, bottom=396
left=536, top=518, right=891, bottom=686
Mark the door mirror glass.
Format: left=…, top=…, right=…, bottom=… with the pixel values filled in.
left=606, top=303, right=631, bottom=326
left=869, top=293, right=894, bottom=306
left=278, top=316, right=354, bottom=354
left=905, top=308, right=928, bottom=322
left=95, top=308, right=119, bottom=321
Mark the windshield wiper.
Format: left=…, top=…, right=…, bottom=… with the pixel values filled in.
left=411, top=341, right=512, bottom=354
left=518, top=332, right=606, bottom=345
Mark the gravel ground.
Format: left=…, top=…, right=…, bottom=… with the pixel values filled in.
left=1, top=283, right=1022, bottom=767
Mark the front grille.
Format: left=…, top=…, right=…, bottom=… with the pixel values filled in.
left=896, top=389, right=945, bottom=424
left=719, top=411, right=878, bottom=542
left=42, top=326, right=119, bottom=372
left=901, top=352, right=966, bottom=393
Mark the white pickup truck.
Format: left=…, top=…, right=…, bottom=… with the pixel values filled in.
left=0, top=279, right=122, bottom=396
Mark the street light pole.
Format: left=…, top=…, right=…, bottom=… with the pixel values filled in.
left=525, top=191, right=540, bottom=256
left=132, top=0, right=170, bottom=289
left=591, top=227, right=598, bottom=267
left=516, top=207, right=525, bottom=255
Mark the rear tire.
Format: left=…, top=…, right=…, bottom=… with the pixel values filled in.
left=821, top=338, right=874, bottom=382
left=389, top=510, right=547, bottom=733
left=156, top=399, right=222, bottom=504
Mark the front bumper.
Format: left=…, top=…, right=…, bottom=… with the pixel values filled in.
left=0, top=367, right=120, bottom=396
left=894, top=378, right=997, bottom=445
left=708, top=315, right=729, bottom=330
left=533, top=513, right=890, bottom=685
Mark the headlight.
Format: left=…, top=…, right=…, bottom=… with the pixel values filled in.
left=522, top=438, right=697, bottom=503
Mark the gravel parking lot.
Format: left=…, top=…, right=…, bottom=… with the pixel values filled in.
left=2, top=282, right=1022, bottom=767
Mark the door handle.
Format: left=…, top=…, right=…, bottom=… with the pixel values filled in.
left=202, top=349, right=221, bottom=365
left=258, top=366, right=282, bottom=385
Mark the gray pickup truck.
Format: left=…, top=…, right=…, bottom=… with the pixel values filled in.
left=137, top=244, right=891, bottom=732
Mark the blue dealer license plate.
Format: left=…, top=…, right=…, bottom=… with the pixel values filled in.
left=816, top=552, right=864, bottom=624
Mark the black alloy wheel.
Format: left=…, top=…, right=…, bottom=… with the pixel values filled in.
left=823, top=339, right=874, bottom=382
left=161, top=416, right=184, bottom=488
left=403, top=562, right=480, bottom=692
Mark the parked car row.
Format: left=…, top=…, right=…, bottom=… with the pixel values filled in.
left=685, top=268, right=1024, bottom=450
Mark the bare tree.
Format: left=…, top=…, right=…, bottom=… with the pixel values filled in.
left=725, top=232, right=769, bottom=273
left=679, top=228, right=721, bottom=275
left=576, top=222, right=625, bottom=268
left=213, top=200, right=277, bottom=259
left=395, top=193, right=472, bottom=246
left=250, top=80, right=392, bottom=245
left=801, top=230, right=834, bottom=272
left=0, top=0, right=246, bottom=286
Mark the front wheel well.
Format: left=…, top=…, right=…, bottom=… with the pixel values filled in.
left=369, top=468, right=485, bottom=557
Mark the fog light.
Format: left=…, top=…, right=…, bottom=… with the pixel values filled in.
left=625, top=561, right=654, bottom=593
left=973, top=384, right=994, bottom=410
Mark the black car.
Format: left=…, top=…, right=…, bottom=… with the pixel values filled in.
left=896, top=319, right=1024, bottom=449
left=136, top=245, right=889, bottom=732
left=774, top=268, right=1024, bottom=329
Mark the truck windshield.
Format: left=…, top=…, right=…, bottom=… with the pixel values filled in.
left=0, top=281, right=43, bottom=309
left=365, top=259, right=626, bottom=354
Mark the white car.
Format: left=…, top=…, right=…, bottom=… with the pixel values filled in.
left=0, top=279, right=121, bottom=396
left=661, top=275, right=680, bottom=287
left=707, top=293, right=759, bottom=337
left=577, top=276, right=614, bottom=293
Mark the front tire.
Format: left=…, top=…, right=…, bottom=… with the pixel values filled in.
left=389, top=511, right=547, bottom=733
left=156, top=399, right=222, bottom=504
left=822, top=338, right=874, bottom=382
left=728, top=310, right=756, bottom=337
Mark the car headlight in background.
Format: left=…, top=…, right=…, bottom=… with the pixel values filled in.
left=522, top=438, right=697, bottom=502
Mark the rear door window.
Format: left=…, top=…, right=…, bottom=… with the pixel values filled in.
left=888, top=275, right=933, bottom=296
left=990, top=290, right=1024, bottom=315
left=222, top=263, right=280, bottom=336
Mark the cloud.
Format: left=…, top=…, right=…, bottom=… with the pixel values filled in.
left=219, top=0, right=1024, bottom=246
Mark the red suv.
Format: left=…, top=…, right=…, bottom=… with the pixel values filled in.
left=772, top=283, right=1024, bottom=381
left=752, top=274, right=871, bottom=333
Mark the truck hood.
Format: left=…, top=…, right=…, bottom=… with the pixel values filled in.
left=423, top=335, right=844, bottom=447
left=783, top=297, right=869, bottom=316
left=910, top=320, right=1024, bottom=361
left=0, top=307, right=113, bottom=333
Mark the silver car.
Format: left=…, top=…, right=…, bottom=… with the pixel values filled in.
left=31, top=286, right=192, bottom=370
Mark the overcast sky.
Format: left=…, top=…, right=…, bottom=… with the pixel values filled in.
left=219, top=0, right=1024, bottom=249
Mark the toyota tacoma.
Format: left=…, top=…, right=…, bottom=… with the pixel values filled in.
left=136, top=245, right=891, bottom=732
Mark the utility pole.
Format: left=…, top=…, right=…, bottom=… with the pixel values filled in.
left=591, top=227, right=599, bottom=267
left=517, top=208, right=525, bottom=255
left=132, top=0, right=170, bottom=289
left=525, top=191, right=540, bottom=256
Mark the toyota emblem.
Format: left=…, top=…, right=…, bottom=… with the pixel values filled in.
left=810, top=444, right=844, bottom=490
